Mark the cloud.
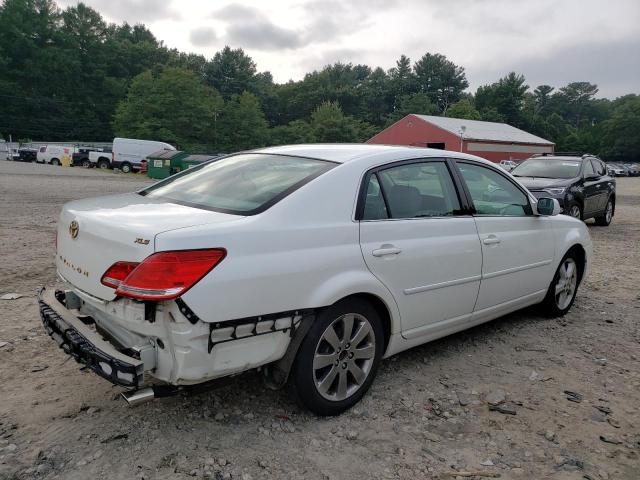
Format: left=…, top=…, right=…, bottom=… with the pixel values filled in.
left=57, top=0, right=179, bottom=23
left=470, top=38, right=640, bottom=98
left=189, top=26, right=217, bottom=47
left=296, top=47, right=362, bottom=72
left=214, top=4, right=304, bottom=50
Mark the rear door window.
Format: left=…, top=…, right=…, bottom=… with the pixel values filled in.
left=363, top=161, right=461, bottom=219
left=141, top=153, right=335, bottom=215
left=591, top=159, right=606, bottom=176
left=583, top=159, right=595, bottom=177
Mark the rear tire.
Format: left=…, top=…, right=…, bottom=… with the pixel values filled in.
left=289, top=298, right=383, bottom=416
left=81, top=159, right=91, bottom=168
left=594, top=198, right=614, bottom=226
left=120, top=162, right=132, bottom=173
left=50, top=158, right=60, bottom=166
left=97, top=158, right=110, bottom=169
left=540, top=252, right=581, bottom=317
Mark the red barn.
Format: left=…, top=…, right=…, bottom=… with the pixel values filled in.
left=367, top=114, right=554, bottom=162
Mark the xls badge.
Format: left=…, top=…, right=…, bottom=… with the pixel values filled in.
left=69, top=220, right=79, bottom=239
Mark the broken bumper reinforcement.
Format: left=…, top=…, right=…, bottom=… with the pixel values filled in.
left=38, top=288, right=144, bottom=388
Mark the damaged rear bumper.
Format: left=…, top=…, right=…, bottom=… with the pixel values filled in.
left=38, top=288, right=145, bottom=388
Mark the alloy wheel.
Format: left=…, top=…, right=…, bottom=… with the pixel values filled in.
left=569, top=205, right=581, bottom=219
left=313, top=313, right=376, bottom=401
left=605, top=201, right=613, bottom=223
left=555, top=258, right=578, bottom=310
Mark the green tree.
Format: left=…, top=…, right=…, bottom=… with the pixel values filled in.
left=555, top=82, right=600, bottom=128
left=388, top=55, right=416, bottom=108
left=475, top=72, right=528, bottom=127
left=362, top=67, right=392, bottom=126
left=447, top=99, right=481, bottom=120
left=310, top=101, right=374, bottom=142
left=113, top=66, right=223, bottom=150
left=601, top=95, right=640, bottom=161
left=413, top=53, right=468, bottom=113
left=204, top=46, right=258, bottom=100
left=384, top=93, right=438, bottom=126
left=219, top=91, right=269, bottom=151
left=269, top=120, right=315, bottom=145
left=533, top=85, right=554, bottom=115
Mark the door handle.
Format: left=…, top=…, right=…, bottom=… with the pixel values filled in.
left=372, top=246, right=402, bottom=257
left=482, top=235, right=501, bottom=245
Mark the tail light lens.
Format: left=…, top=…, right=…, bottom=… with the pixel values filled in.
left=112, top=249, right=225, bottom=300
left=101, top=261, right=139, bottom=288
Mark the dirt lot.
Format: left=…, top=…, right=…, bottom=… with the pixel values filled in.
left=1, top=161, right=639, bottom=480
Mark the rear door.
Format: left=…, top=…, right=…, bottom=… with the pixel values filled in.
left=358, top=159, right=482, bottom=339
left=454, top=161, right=555, bottom=313
left=582, top=159, right=601, bottom=216
left=590, top=159, right=609, bottom=212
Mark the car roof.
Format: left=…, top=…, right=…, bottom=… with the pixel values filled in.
left=528, top=156, right=587, bottom=161
left=254, top=143, right=493, bottom=167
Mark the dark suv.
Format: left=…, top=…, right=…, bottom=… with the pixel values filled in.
left=510, top=154, right=615, bottom=226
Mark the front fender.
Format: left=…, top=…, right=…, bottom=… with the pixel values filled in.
left=551, top=216, right=593, bottom=281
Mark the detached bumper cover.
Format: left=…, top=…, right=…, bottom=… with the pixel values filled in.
left=38, top=288, right=144, bottom=388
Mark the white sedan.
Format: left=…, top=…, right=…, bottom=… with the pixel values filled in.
left=41, top=144, right=592, bottom=415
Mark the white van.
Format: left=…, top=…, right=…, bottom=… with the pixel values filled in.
left=0, top=141, right=9, bottom=161
left=36, top=145, right=76, bottom=165
left=112, top=138, right=175, bottom=173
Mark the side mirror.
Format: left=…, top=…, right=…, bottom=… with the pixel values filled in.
left=536, top=197, right=561, bottom=216
left=585, top=173, right=599, bottom=180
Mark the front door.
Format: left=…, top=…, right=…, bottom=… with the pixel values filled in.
left=358, top=160, right=482, bottom=338
left=455, top=161, right=556, bottom=312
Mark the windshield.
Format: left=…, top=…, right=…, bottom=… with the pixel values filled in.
left=141, top=153, right=335, bottom=215
left=511, top=159, right=581, bottom=179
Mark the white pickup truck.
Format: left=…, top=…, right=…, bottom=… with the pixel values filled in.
left=88, top=148, right=113, bottom=169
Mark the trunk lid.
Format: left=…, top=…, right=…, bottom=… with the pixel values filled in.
left=56, top=193, right=243, bottom=300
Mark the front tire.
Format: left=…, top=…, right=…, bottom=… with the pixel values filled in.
left=565, top=202, right=582, bottom=220
left=540, top=253, right=580, bottom=317
left=50, top=158, right=60, bottom=166
left=594, top=198, right=614, bottom=226
left=289, top=298, right=383, bottom=416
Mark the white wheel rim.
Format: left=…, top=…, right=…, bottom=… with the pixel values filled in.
left=605, top=202, right=613, bottom=223
left=555, top=258, right=578, bottom=310
left=313, top=313, right=375, bottom=401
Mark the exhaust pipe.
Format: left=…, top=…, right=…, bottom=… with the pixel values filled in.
left=122, top=378, right=231, bottom=407
left=121, top=387, right=155, bottom=406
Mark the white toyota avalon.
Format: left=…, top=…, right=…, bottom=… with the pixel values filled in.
left=41, top=144, right=592, bottom=415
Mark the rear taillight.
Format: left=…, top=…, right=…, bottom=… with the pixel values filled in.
left=101, top=261, right=139, bottom=289
left=112, top=249, right=225, bottom=300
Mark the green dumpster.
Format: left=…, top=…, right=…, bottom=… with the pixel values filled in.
left=181, top=154, right=218, bottom=171
left=146, top=150, right=187, bottom=179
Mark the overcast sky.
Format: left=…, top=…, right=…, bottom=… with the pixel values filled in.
left=59, top=0, right=640, bottom=98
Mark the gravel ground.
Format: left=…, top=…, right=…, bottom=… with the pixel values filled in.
left=1, top=161, right=639, bottom=480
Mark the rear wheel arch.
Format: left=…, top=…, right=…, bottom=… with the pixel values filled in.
left=336, top=293, right=392, bottom=355
left=264, top=291, right=394, bottom=391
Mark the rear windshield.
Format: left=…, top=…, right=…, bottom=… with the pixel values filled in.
left=511, top=159, right=581, bottom=179
left=140, top=153, right=335, bottom=215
